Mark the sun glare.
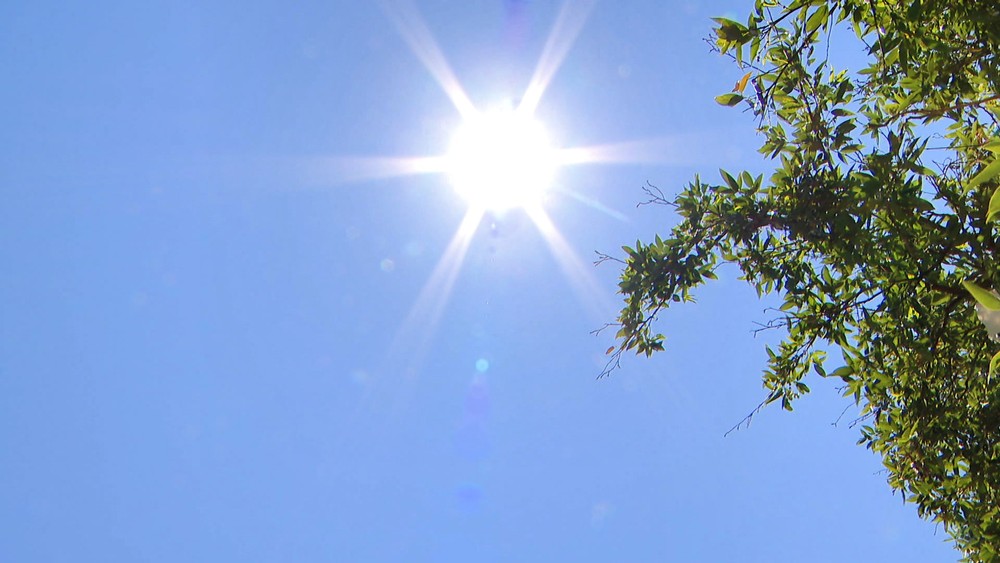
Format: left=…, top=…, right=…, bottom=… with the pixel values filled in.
left=354, top=1, right=670, bottom=379
left=446, top=107, right=558, bottom=211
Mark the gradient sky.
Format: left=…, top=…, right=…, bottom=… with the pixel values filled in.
left=0, top=1, right=960, bottom=561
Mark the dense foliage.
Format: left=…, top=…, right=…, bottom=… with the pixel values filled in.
left=609, top=1, right=1000, bottom=559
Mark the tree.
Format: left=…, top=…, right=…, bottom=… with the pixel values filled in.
left=606, top=1, right=1000, bottom=559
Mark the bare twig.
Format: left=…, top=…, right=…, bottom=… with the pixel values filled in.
left=590, top=323, right=620, bottom=337
left=724, top=396, right=771, bottom=437
left=594, top=251, right=625, bottom=266
left=638, top=181, right=673, bottom=207
left=832, top=402, right=854, bottom=427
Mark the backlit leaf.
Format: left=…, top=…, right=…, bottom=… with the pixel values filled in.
left=963, top=280, right=1000, bottom=310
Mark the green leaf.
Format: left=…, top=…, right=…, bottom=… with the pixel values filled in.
left=710, top=17, right=741, bottom=27
left=829, top=366, right=853, bottom=380
left=990, top=351, right=1000, bottom=375
left=720, top=169, right=740, bottom=189
left=962, top=280, right=1000, bottom=310
left=987, top=186, right=1000, bottom=222
left=715, top=93, right=745, bottom=107
left=711, top=17, right=748, bottom=42
left=805, top=5, right=828, bottom=34
left=968, top=157, right=1000, bottom=191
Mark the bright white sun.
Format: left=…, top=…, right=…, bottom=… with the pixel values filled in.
left=446, top=107, right=558, bottom=211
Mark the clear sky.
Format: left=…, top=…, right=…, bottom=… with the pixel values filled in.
left=0, top=1, right=959, bottom=561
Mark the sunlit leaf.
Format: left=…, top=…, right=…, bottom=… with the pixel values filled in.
left=829, top=366, right=853, bottom=380
left=987, top=186, right=1000, bottom=222
left=715, top=93, right=744, bottom=106
left=963, top=280, right=1000, bottom=311
left=968, top=157, right=1000, bottom=191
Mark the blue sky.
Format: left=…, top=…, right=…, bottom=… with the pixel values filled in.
left=0, top=1, right=959, bottom=561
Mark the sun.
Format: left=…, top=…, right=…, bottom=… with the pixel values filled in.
left=445, top=106, right=558, bottom=211
left=366, top=1, right=634, bottom=376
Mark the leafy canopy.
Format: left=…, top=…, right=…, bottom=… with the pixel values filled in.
left=609, top=0, right=1000, bottom=559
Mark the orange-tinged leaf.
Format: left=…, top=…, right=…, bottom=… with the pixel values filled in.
left=734, top=72, right=751, bottom=93
left=605, top=346, right=616, bottom=355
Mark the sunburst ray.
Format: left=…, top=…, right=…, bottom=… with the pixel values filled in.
left=555, top=136, right=701, bottom=167
left=518, top=0, right=597, bottom=116
left=306, top=155, right=448, bottom=185
left=388, top=207, right=486, bottom=373
left=525, top=205, right=617, bottom=322
left=380, top=0, right=478, bottom=120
